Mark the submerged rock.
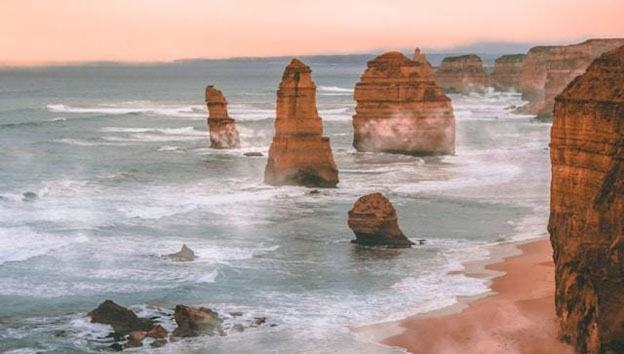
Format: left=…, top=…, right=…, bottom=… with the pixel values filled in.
left=205, top=85, right=241, bottom=149
left=21, top=192, right=37, bottom=201
left=172, top=305, right=224, bottom=338
left=435, top=54, right=489, bottom=93
left=243, top=151, right=263, bottom=157
left=264, top=58, right=339, bottom=188
left=347, top=193, right=414, bottom=248
left=88, top=300, right=154, bottom=336
left=164, top=244, right=196, bottom=262
left=549, top=45, right=624, bottom=353
left=352, top=50, right=455, bottom=155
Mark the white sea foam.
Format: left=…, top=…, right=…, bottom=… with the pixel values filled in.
left=318, top=86, right=354, bottom=93
left=0, top=227, right=88, bottom=265
left=46, top=103, right=206, bottom=118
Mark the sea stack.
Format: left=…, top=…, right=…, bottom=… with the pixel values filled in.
left=490, top=54, right=525, bottom=91
left=205, top=85, right=241, bottom=149
left=519, top=38, right=624, bottom=117
left=348, top=193, right=413, bottom=248
left=352, top=51, right=455, bottom=155
left=435, top=54, right=489, bottom=93
left=264, top=59, right=339, bottom=188
left=548, top=46, right=624, bottom=353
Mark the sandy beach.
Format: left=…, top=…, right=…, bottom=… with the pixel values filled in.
left=358, top=239, right=575, bottom=354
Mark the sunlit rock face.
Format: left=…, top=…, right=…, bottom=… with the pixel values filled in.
left=205, top=86, right=241, bottom=149
left=490, top=54, right=525, bottom=91
left=352, top=51, right=455, bottom=156
left=548, top=45, right=624, bottom=353
left=519, top=39, right=624, bottom=117
left=264, top=58, right=339, bottom=188
left=348, top=193, right=414, bottom=248
left=435, top=54, right=489, bottom=93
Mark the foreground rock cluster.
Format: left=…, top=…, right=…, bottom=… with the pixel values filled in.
left=205, top=85, right=241, bottom=149
left=352, top=51, right=455, bottom=155
left=89, top=300, right=270, bottom=350
left=435, top=54, right=489, bottom=93
left=348, top=193, right=414, bottom=248
left=548, top=45, right=624, bottom=353
left=264, top=58, right=339, bottom=187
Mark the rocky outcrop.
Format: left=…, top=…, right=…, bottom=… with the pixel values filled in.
left=88, top=300, right=154, bottom=336
left=164, top=244, right=196, bottom=262
left=348, top=193, right=414, bottom=248
left=172, top=305, right=224, bottom=338
left=435, top=54, right=489, bottom=93
left=519, top=39, right=624, bottom=117
left=490, top=54, right=525, bottom=91
left=352, top=51, right=455, bottom=155
left=548, top=46, right=624, bottom=353
left=264, top=59, right=339, bottom=187
left=205, top=85, right=241, bottom=149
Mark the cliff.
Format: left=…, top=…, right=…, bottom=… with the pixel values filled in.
left=205, top=86, right=241, bottom=149
left=435, top=54, right=489, bottom=93
left=519, top=39, right=624, bottom=117
left=490, top=54, right=525, bottom=91
left=548, top=45, right=624, bottom=353
left=264, top=59, right=339, bottom=187
left=352, top=51, right=455, bottom=155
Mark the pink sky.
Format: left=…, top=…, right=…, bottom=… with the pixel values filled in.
left=2, top=0, right=623, bottom=65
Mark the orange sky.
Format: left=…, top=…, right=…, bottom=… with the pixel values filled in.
left=2, top=0, right=623, bottom=65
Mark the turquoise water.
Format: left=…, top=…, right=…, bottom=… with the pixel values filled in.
left=0, top=55, right=550, bottom=353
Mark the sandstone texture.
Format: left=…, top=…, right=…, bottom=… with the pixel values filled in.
left=348, top=193, right=413, bottom=248
left=490, top=54, right=525, bottom=91
left=435, top=54, right=489, bottom=93
left=264, top=58, right=339, bottom=187
left=548, top=45, right=624, bottom=353
left=352, top=51, right=455, bottom=155
left=205, top=85, right=241, bottom=149
left=519, top=39, right=624, bottom=117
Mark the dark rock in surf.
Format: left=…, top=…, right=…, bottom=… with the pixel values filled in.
left=164, top=244, right=196, bottom=262
left=172, top=305, right=224, bottom=338
left=88, top=300, right=154, bottom=336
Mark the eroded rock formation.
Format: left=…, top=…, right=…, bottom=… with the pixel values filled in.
left=205, top=85, right=241, bottom=149
left=264, top=59, right=339, bottom=187
left=172, top=305, right=224, bottom=338
left=548, top=45, right=624, bottom=353
left=435, top=54, right=489, bottom=93
left=352, top=51, right=455, bottom=155
left=89, top=300, right=154, bottom=337
left=348, top=193, right=414, bottom=248
left=490, top=54, right=525, bottom=91
left=519, top=39, right=624, bottom=117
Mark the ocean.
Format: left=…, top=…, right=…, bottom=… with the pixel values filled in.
left=0, top=54, right=550, bottom=353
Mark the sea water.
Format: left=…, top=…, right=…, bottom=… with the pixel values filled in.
left=0, top=55, right=550, bottom=353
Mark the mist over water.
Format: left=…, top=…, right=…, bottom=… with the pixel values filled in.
left=0, top=58, right=549, bottom=353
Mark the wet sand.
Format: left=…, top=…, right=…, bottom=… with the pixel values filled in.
left=358, top=239, right=575, bottom=354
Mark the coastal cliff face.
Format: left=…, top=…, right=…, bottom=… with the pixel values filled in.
left=490, top=54, right=525, bottom=91
left=205, top=86, right=241, bottom=149
left=548, top=46, right=624, bottom=353
left=348, top=193, right=413, bottom=248
left=435, top=54, right=489, bottom=93
left=264, top=59, right=339, bottom=188
left=352, top=51, right=455, bottom=155
left=519, top=39, right=624, bottom=117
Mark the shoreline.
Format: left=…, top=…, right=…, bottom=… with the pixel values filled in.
left=355, top=238, right=575, bottom=353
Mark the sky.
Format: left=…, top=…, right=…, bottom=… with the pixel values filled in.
left=2, top=0, right=623, bottom=65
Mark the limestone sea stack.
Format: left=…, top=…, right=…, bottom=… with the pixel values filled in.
left=348, top=193, right=414, bottom=248
left=490, top=54, right=525, bottom=91
left=352, top=51, right=455, bottom=155
left=435, top=54, right=489, bottom=93
left=205, top=85, right=241, bottom=149
left=264, top=59, right=339, bottom=188
left=548, top=46, right=624, bottom=353
left=519, top=38, right=624, bottom=117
